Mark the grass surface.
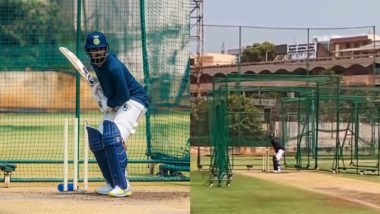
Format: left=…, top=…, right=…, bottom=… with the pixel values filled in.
left=191, top=171, right=380, bottom=214
left=192, top=153, right=380, bottom=183
left=193, top=151, right=380, bottom=178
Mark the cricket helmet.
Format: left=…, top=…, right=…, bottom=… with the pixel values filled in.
left=84, top=31, right=108, bottom=49
left=84, top=31, right=109, bottom=65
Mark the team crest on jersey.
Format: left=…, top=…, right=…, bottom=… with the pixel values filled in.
left=115, top=136, right=121, bottom=143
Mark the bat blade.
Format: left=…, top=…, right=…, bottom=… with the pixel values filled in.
left=59, top=47, right=95, bottom=87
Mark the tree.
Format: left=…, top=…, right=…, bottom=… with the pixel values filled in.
left=190, top=98, right=210, bottom=146
left=241, top=41, right=275, bottom=63
left=228, top=94, right=265, bottom=143
left=0, top=0, right=75, bottom=70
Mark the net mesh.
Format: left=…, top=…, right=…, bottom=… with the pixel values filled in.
left=0, top=0, right=189, bottom=182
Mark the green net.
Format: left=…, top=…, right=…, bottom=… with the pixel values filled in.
left=203, top=73, right=380, bottom=175
left=0, top=0, right=189, bottom=182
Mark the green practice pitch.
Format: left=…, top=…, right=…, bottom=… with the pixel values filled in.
left=191, top=171, right=380, bottom=214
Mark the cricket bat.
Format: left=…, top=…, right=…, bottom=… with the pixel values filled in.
left=59, top=47, right=96, bottom=87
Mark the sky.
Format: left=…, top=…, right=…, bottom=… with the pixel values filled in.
left=196, top=0, right=380, bottom=52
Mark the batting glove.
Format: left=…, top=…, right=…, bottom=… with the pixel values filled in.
left=92, top=82, right=111, bottom=113
left=98, top=97, right=111, bottom=113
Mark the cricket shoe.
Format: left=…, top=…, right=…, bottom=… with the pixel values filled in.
left=95, top=183, right=113, bottom=195
left=108, top=180, right=132, bottom=197
left=108, top=186, right=132, bottom=197
left=96, top=179, right=132, bottom=196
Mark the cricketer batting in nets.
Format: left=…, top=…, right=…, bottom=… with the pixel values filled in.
left=270, top=134, right=285, bottom=173
left=84, top=31, right=149, bottom=197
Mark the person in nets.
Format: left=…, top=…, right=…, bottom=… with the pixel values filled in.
left=84, top=31, right=149, bottom=197
left=269, top=134, right=285, bottom=173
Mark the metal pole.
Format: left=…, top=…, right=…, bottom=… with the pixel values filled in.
left=373, top=26, right=376, bottom=77
left=140, top=0, right=152, bottom=156
left=238, top=26, right=242, bottom=74
left=306, top=28, right=310, bottom=75
left=75, top=0, right=81, bottom=119
left=75, top=0, right=82, bottom=188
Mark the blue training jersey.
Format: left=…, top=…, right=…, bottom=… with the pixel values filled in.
left=92, top=54, right=149, bottom=108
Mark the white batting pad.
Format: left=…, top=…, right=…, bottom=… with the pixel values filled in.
left=276, top=149, right=285, bottom=161
left=114, top=100, right=147, bottom=142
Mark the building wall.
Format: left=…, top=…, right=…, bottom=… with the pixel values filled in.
left=0, top=71, right=97, bottom=111
left=197, top=53, right=237, bottom=66
left=343, top=74, right=373, bottom=85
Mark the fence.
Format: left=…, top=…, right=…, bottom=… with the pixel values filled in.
left=0, top=0, right=190, bottom=183
left=201, top=24, right=377, bottom=66
left=190, top=24, right=380, bottom=98
left=193, top=73, right=380, bottom=179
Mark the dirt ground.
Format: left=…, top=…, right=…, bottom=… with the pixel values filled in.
left=238, top=170, right=380, bottom=210
left=0, top=182, right=189, bottom=214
